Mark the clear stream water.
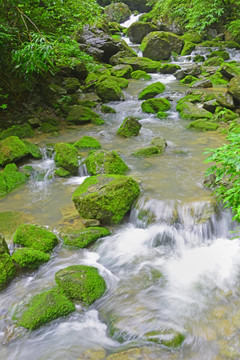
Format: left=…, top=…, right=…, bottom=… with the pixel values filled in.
left=1, top=14, right=240, bottom=360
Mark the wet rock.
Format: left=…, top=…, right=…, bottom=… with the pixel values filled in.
left=62, top=77, right=81, bottom=94
left=74, top=136, right=101, bottom=150
left=62, top=227, right=111, bottom=248
left=144, top=329, right=185, bottom=348
left=208, top=50, right=230, bottom=60
left=141, top=31, right=184, bottom=61
left=116, top=116, right=142, bottom=137
left=54, top=143, right=80, bottom=175
left=0, top=163, right=29, bottom=196
left=177, top=101, right=213, bottom=120
left=141, top=98, right=171, bottom=113
left=85, top=149, right=129, bottom=175
left=23, top=140, right=42, bottom=159
left=0, top=252, right=16, bottom=290
left=11, top=248, right=50, bottom=269
left=131, top=70, right=151, bottom=80
left=72, top=174, right=140, bottom=224
left=187, top=119, right=219, bottom=131
left=109, top=22, right=124, bottom=35
left=217, top=93, right=235, bottom=109
left=220, top=63, right=240, bottom=80
left=54, top=167, right=71, bottom=178
left=203, top=100, right=218, bottom=113
left=138, top=81, right=165, bottom=100
left=132, top=146, right=161, bottom=157
left=15, top=287, right=75, bottom=329
left=203, top=56, right=224, bottom=67
left=227, top=76, right=240, bottom=102
left=116, top=56, right=161, bottom=73
left=175, top=64, right=202, bottom=80
left=13, top=224, right=58, bottom=253
left=0, top=136, right=29, bottom=167
left=66, top=105, right=104, bottom=125
left=180, top=75, right=198, bottom=85
left=55, top=265, right=106, bottom=305
left=151, top=137, right=167, bottom=151
left=104, top=2, right=131, bottom=23
left=0, top=211, right=35, bottom=241
left=111, top=64, right=133, bottom=78
left=159, top=63, right=180, bottom=74
left=191, top=79, right=213, bottom=88
left=80, top=349, right=106, bottom=360
left=127, top=21, right=157, bottom=44
left=193, top=54, right=205, bottom=63
left=95, top=79, right=124, bottom=102
left=101, top=105, right=116, bottom=114
left=0, top=233, right=9, bottom=254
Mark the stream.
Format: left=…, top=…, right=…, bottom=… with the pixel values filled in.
left=1, top=14, right=240, bottom=360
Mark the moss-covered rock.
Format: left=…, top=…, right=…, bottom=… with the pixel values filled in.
left=0, top=211, right=34, bottom=240
left=63, top=77, right=80, bottom=94
left=0, top=123, right=34, bottom=141
left=220, top=63, right=240, bottom=79
left=111, top=65, right=132, bottom=78
left=228, top=75, right=240, bottom=102
left=145, top=329, right=185, bottom=348
left=85, top=149, right=128, bottom=175
left=109, top=50, right=138, bottom=66
left=176, top=101, right=213, bottom=120
left=203, top=56, right=224, bottom=66
left=141, top=31, right=184, bottom=60
left=131, top=70, right=151, bottom=80
left=159, top=63, right=181, bottom=74
left=78, top=100, right=97, bottom=108
left=116, top=116, right=142, bottom=137
left=208, top=50, right=230, bottom=60
left=54, top=167, right=71, bottom=178
left=127, top=21, right=157, bottom=44
left=181, top=32, right=203, bottom=44
left=74, top=136, right=101, bottom=150
left=39, top=122, right=59, bottom=134
left=101, top=105, right=116, bottom=114
left=12, top=248, right=50, bottom=269
left=13, top=224, right=58, bottom=253
left=0, top=234, right=9, bottom=254
left=156, top=111, right=168, bottom=119
left=138, top=82, right=165, bottom=100
left=16, top=287, right=75, bottom=329
left=63, top=227, right=111, bottom=248
left=117, top=57, right=161, bottom=73
left=66, top=105, right=105, bottom=125
left=181, top=41, right=195, bottom=56
left=214, top=106, right=238, bottom=122
left=193, top=54, right=205, bottom=62
left=72, top=174, right=140, bottom=224
left=151, top=137, right=167, bottom=151
left=0, top=163, right=29, bottom=196
left=104, top=2, right=131, bottom=23
left=98, top=75, right=129, bottom=89
left=132, top=146, right=160, bottom=157
left=141, top=98, right=171, bottom=113
left=55, top=265, right=106, bottom=305
left=187, top=119, right=219, bottom=131
left=0, top=252, right=16, bottom=290
left=54, top=143, right=80, bottom=175
left=23, top=140, right=42, bottom=159
left=0, top=136, right=29, bottom=167
left=95, top=80, right=124, bottom=102
left=217, top=93, right=235, bottom=109
left=180, top=75, right=198, bottom=85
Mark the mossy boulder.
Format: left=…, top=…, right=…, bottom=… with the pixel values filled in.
left=54, top=167, right=71, bottom=178
left=16, top=287, right=75, bottom=329
left=138, top=82, right=165, bottom=100
left=157, top=111, right=168, bottom=119
left=131, top=70, right=151, bottom=80
left=214, top=106, right=238, bottom=122
left=55, top=265, right=106, bottom=305
left=101, top=105, right=116, bottom=114
left=109, top=50, right=138, bottom=66
left=203, top=56, right=224, bottom=67
left=194, top=54, right=205, bottom=62
left=85, top=149, right=128, bottom=175
left=116, top=116, right=142, bottom=137
left=63, top=227, right=111, bottom=248
left=181, top=32, right=203, bottom=44
left=0, top=163, right=29, bottom=196
left=132, top=146, right=160, bottom=157
left=217, top=93, right=235, bottom=109
left=66, top=105, right=105, bottom=125
left=117, top=57, right=161, bottom=73
left=111, top=65, right=132, bottom=78
left=104, top=2, right=131, bottom=23
left=11, top=248, right=50, bottom=269
left=74, top=136, right=101, bottom=150
left=54, top=143, right=80, bottom=175
left=141, top=31, right=184, bottom=61
left=98, top=75, right=129, bottom=89
left=187, top=119, right=219, bottom=131
left=0, top=123, right=34, bottom=141
left=95, top=80, right=124, bottom=102
left=159, top=64, right=181, bottom=74
left=175, top=64, right=202, bottom=80
left=228, top=76, right=240, bottom=102
left=127, top=21, right=157, bottom=44
left=13, top=224, right=59, bottom=253
left=0, top=136, right=29, bottom=167
left=180, top=75, right=198, bottom=85
left=220, top=63, right=240, bottom=80
left=0, top=234, right=9, bottom=254
left=176, top=101, right=213, bottom=120
left=62, top=77, right=80, bottom=94
left=23, top=140, right=42, bottom=159
left=72, top=174, right=140, bottom=224
left=141, top=98, right=171, bottom=113
left=145, top=329, right=185, bottom=348
left=208, top=50, right=230, bottom=60
left=181, top=41, right=196, bottom=56
left=0, top=252, right=16, bottom=290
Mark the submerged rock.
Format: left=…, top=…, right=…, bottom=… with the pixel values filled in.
left=72, top=174, right=140, bottom=224
left=144, top=329, right=185, bottom=348
left=16, top=287, right=75, bottom=329
left=85, top=149, right=129, bottom=175
left=54, top=143, right=80, bottom=175
left=138, top=82, right=165, bottom=100
left=13, top=224, right=59, bottom=253
left=55, top=265, right=106, bottom=305
left=151, top=137, right=167, bottom=151
left=116, top=116, right=142, bottom=137
left=63, top=227, right=111, bottom=248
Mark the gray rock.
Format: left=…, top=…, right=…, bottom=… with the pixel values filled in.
left=191, top=79, right=213, bottom=88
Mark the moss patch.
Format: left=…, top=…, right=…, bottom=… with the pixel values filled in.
left=116, top=116, right=142, bottom=137
left=0, top=252, right=16, bottom=290
left=138, top=82, right=165, bottom=100
left=141, top=98, right=171, bottom=113
left=0, top=136, right=29, bottom=167
left=111, top=64, right=132, bottom=78
left=12, top=248, right=50, bottom=269
left=63, top=227, right=111, bottom=248
left=95, top=80, right=124, bottom=103
left=74, top=136, right=101, bottom=150
left=145, top=330, right=185, bottom=348
left=132, top=146, right=161, bottom=157
left=13, top=224, right=59, bottom=253
left=0, top=163, right=29, bottom=196
left=54, top=143, right=79, bottom=175
left=0, top=124, right=34, bottom=141
left=66, top=105, right=104, bottom=125
left=187, top=119, right=219, bottom=131
left=101, top=105, right=116, bottom=114
left=118, top=57, right=161, bottom=73
left=55, top=265, right=106, bottom=305
left=131, top=70, right=151, bottom=80
left=85, top=149, right=129, bottom=175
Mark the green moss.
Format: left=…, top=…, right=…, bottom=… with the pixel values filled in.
left=141, top=98, right=171, bottom=113
left=209, top=72, right=228, bottom=85
left=181, top=41, right=195, bottom=56
left=85, top=150, right=129, bottom=175
left=95, top=80, right=124, bottom=103
left=72, top=174, right=140, bottom=224
left=214, top=106, right=238, bottom=122
left=156, top=111, right=168, bottom=119
left=98, top=75, right=128, bottom=89
left=208, top=50, right=230, bottom=60
left=132, top=146, right=160, bottom=157
left=0, top=124, right=34, bottom=141
left=54, top=143, right=79, bottom=174
left=78, top=100, right=97, bottom=108
left=0, top=211, right=34, bottom=240
left=12, top=248, right=50, bottom=269
left=159, top=64, right=180, bottom=74
left=0, top=136, right=29, bottom=167
left=181, top=32, right=203, bottom=44
left=131, top=70, right=151, bottom=80
left=39, top=122, right=59, bottom=134
left=0, top=163, right=29, bottom=196
left=151, top=137, right=167, bottom=151
left=118, top=57, right=161, bottom=73
left=180, top=75, right=198, bottom=85
left=177, top=101, right=213, bottom=120
left=23, top=140, right=42, bottom=159
left=116, top=116, right=142, bottom=137
left=66, top=105, right=104, bottom=125
left=187, top=119, right=219, bottom=131
left=111, top=65, right=133, bottom=78
left=0, top=252, right=16, bottom=290
left=13, top=224, right=59, bottom=253
left=194, top=54, right=205, bottom=62
left=145, top=330, right=185, bottom=348
left=138, top=82, right=165, bottom=100
left=16, top=287, right=75, bottom=329
left=0, top=234, right=9, bottom=254
left=63, top=227, right=111, bottom=248
left=74, top=136, right=101, bottom=150
left=203, top=56, right=224, bottom=66
left=54, top=167, right=71, bottom=178
left=101, top=105, right=116, bottom=114
left=55, top=265, right=106, bottom=305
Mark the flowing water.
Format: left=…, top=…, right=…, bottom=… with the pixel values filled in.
left=1, top=14, right=240, bottom=360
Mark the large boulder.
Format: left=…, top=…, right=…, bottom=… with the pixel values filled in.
left=141, top=31, right=184, bottom=61
left=0, top=163, right=28, bottom=196
left=85, top=149, right=129, bottom=175
left=128, top=22, right=157, bottom=44
left=141, top=98, right=171, bottom=113
left=95, top=78, right=125, bottom=102
left=116, top=116, right=142, bottom=137
left=228, top=76, right=240, bottom=103
left=72, top=174, right=140, bottom=224
left=111, top=64, right=133, bottom=78
left=138, top=82, right=165, bottom=100
left=220, top=63, right=240, bottom=80
left=0, top=136, right=29, bottom=167
left=55, top=265, right=106, bottom=305
left=104, top=2, right=131, bottom=23
left=116, top=56, right=161, bottom=73
left=54, top=143, right=80, bottom=175
left=16, top=287, right=75, bottom=329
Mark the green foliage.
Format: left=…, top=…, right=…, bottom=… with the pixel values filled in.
left=205, top=131, right=240, bottom=221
